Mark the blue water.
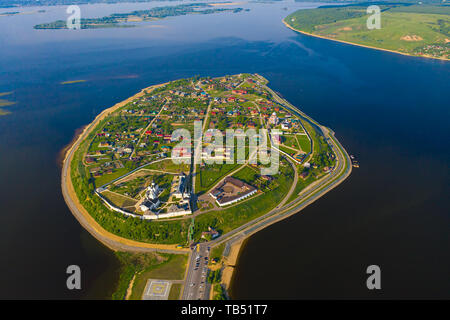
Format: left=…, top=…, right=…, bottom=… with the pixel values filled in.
left=0, top=1, right=448, bottom=299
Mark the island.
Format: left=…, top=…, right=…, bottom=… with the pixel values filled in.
left=284, top=2, right=450, bottom=61
left=61, top=74, right=352, bottom=299
left=0, top=92, right=15, bottom=116
left=34, top=3, right=246, bottom=29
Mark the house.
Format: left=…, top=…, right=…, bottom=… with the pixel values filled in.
left=98, top=142, right=111, bottom=148
left=85, top=157, right=95, bottom=164
left=201, top=227, right=220, bottom=240
left=281, top=121, right=292, bottom=130
left=300, top=171, right=309, bottom=179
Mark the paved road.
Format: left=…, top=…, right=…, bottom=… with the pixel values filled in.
left=181, top=244, right=211, bottom=300
left=180, top=84, right=352, bottom=299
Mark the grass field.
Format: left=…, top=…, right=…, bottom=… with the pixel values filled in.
left=285, top=3, right=450, bottom=59
left=282, top=134, right=301, bottom=150
left=102, top=190, right=138, bottom=208
left=196, top=163, right=242, bottom=193
left=94, top=167, right=129, bottom=187
left=231, top=165, right=259, bottom=185
left=168, top=283, right=182, bottom=300
left=130, top=254, right=188, bottom=300
left=296, top=134, right=311, bottom=153
left=143, top=159, right=190, bottom=174
left=210, top=242, right=226, bottom=264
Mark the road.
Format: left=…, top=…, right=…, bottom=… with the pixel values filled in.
left=181, top=81, right=352, bottom=300
left=181, top=244, right=211, bottom=300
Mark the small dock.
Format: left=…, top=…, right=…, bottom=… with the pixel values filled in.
left=350, top=155, right=360, bottom=168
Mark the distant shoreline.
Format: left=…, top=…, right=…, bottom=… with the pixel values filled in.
left=282, top=19, right=450, bottom=62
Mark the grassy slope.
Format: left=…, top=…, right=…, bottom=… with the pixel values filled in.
left=285, top=4, right=450, bottom=59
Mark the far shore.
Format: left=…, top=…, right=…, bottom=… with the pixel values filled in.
left=282, top=19, right=450, bottom=62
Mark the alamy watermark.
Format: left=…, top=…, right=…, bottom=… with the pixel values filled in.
left=66, top=5, right=81, bottom=30
left=66, top=265, right=81, bottom=290
left=367, top=5, right=381, bottom=30
left=366, top=265, right=381, bottom=290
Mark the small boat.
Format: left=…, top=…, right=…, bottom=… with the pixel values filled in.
left=350, top=155, right=359, bottom=168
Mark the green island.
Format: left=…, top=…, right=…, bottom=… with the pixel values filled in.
left=62, top=73, right=352, bottom=299
left=0, top=92, right=16, bottom=116
left=34, top=3, right=246, bottom=29
left=284, top=2, right=450, bottom=60
left=60, top=80, right=87, bottom=85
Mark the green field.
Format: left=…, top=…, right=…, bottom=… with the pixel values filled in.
left=232, top=165, right=259, bottom=185
left=102, top=190, right=137, bottom=208
left=296, top=134, right=311, bottom=153
left=129, top=253, right=188, bottom=300
left=94, top=167, right=129, bottom=187
left=144, top=159, right=190, bottom=174
left=168, top=283, right=182, bottom=300
left=196, top=163, right=241, bottom=193
left=285, top=3, right=450, bottom=59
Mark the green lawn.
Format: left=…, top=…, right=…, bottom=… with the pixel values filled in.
left=210, top=242, right=226, bottom=264
left=231, top=165, right=259, bottom=185
left=296, top=134, right=311, bottom=154
left=143, top=159, right=190, bottom=174
left=196, top=163, right=242, bottom=193
left=129, top=254, right=188, bottom=300
left=94, top=167, right=129, bottom=187
left=168, top=283, right=182, bottom=300
left=101, top=190, right=137, bottom=208
left=282, top=134, right=301, bottom=150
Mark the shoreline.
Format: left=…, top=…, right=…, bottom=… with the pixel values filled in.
left=214, top=78, right=353, bottom=299
left=282, top=19, right=450, bottom=62
left=61, top=82, right=190, bottom=253
left=62, top=75, right=353, bottom=300
left=221, top=238, right=246, bottom=297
